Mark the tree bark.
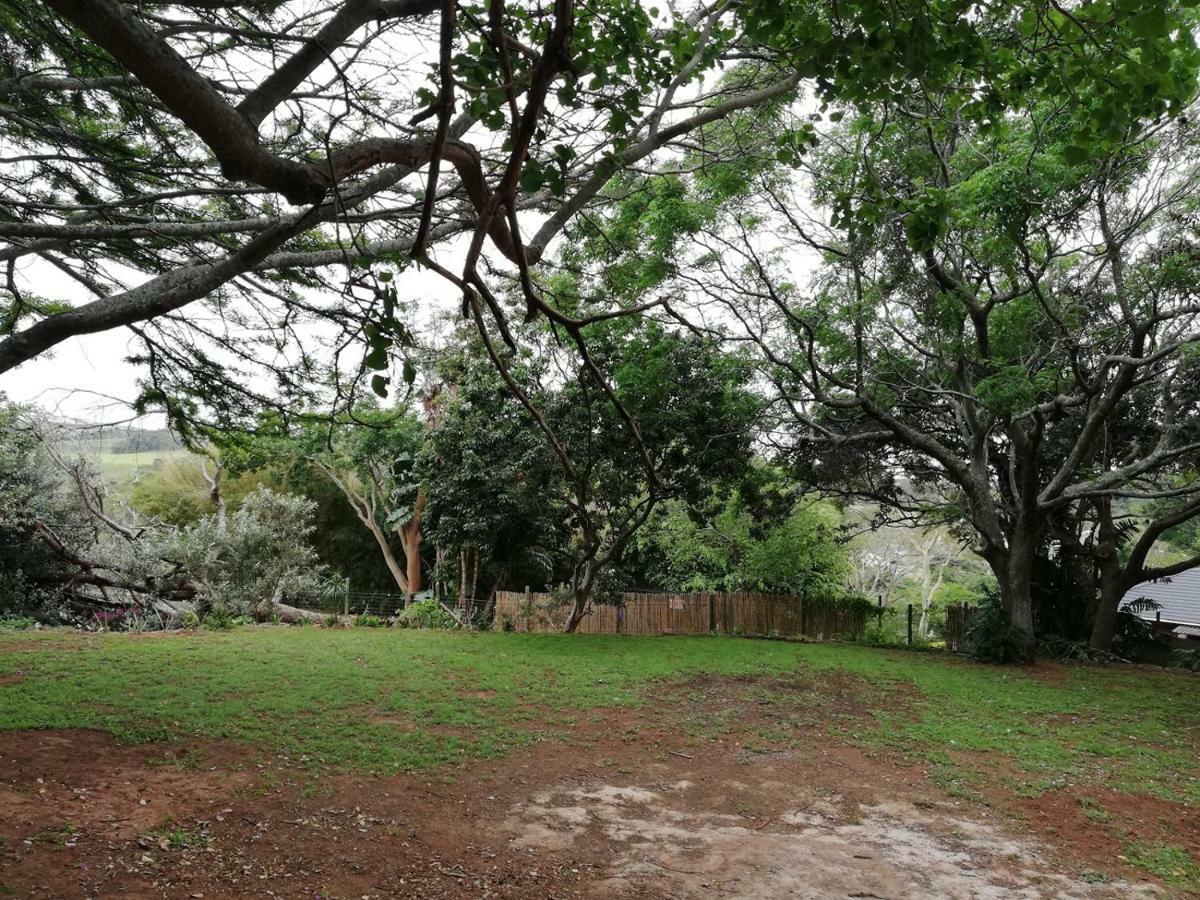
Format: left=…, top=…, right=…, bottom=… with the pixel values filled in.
left=563, top=561, right=596, bottom=633
left=984, top=528, right=1038, bottom=661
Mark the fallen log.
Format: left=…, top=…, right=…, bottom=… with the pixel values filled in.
left=252, top=598, right=329, bottom=625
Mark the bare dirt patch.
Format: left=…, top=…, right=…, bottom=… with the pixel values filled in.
left=0, top=672, right=1186, bottom=898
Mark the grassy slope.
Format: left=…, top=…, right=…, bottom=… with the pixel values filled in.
left=95, top=448, right=192, bottom=483
left=3, top=629, right=1198, bottom=887
left=1, top=629, right=1196, bottom=797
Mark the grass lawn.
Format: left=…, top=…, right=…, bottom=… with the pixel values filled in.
left=1, top=627, right=1197, bottom=797
left=2, top=627, right=1199, bottom=893
left=94, top=447, right=192, bottom=484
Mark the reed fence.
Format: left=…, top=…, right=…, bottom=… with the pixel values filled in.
left=944, top=602, right=978, bottom=652
left=493, top=589, right=871, bottom=640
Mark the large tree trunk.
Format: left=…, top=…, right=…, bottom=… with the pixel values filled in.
left=985, top=530, right=1038, bottom=662
left=1002, top=557, right=1036, bottom=661
left=366, top=517, right=410, bottom=594
left=397, top=489, right=426, bottom=601
left=253, top=598, right=328, bottom=624
left=1089, top=576, right=1127, bottom=654
left=1090, top=498, right=1125, bottom=653
left=402, top=519, right=422, bottom=597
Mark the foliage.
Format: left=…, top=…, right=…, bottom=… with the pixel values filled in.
left=635, top=488, right=849, bottom=594
left=0, top=614, right=36, bottom=632
left=1170, top=648, right=1200, bottom=673
left=418, top=345, right=563, bottom=600
left=0, top=401, right=78, bottom=613
left=395, top=599, right=458, bottom=630
left=128, top=458, right=264, bottom=527
left=1037, top=638, right=1115, bottom=665
left=966, top=588, right=1032, bottom=664
left=151, top=487, right=331, bottom=617
left=353, top=614, right=387, bottom=628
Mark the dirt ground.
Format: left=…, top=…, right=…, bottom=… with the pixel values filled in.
left=0, top=675, right=1189, bottom=899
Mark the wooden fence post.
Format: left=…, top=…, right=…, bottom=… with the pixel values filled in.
left=523, top=585, right=532, bottom=632
left=906, top=603, right=913, bottom=645
left=344, top=579, right=350, bottom=617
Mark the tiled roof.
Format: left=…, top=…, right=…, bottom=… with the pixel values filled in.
left=1121, top=566, right=1200, bottom=627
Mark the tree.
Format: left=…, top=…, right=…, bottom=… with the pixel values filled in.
left=417, top=347, right=563, bottom=614
left=3, top=0, right=1188, bottom=435
left=636, top=488, right=849, bottom=596
left=217, top=406, right=428, bottom=597
left=694, top=83, right=1200, bottom=658
left=531, top=320, right=758, bottom=630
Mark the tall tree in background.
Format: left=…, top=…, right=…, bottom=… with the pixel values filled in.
left=217, top=407, right=427, bottom=596
left=418, top=346, right=563, bottom=613
left=694, top=83, right=1200, bottom=657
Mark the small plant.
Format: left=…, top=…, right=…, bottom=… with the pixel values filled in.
left=1038, top=637, right=1114, bottom=664
left=0, top=614, right=36, bottom=632
left=353, top=613, right=385, bottom=628
left=178, top=610, right=200, bottom=629
left=395, top=598, right=458, bottom=629
left=324, top=612, right=341, bottom=628
left=500, top=612, right=514, bottom=632
left=202, top=606, right=236, bottom=630
left=143, top=824, right=199, bottom=851
left=1169, top=647, right=1200, bottom=672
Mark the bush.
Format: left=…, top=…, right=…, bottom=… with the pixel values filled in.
left=1113, top=599, right=1166, bottom=659
left=0, top=614, right=36, bottom=632
left=1170, top=648, right=1200, bottom=672
left=178, top=610, right=200, bottom=629
left=353, top=614, right=386, bottom=628
left=152, top=487, right=333, bottom=617
left=203, top=606, right=237, bottom=630
left=396, top=598, right=458, bottom=629
left=1038, top=637, right=1114, bottom=664
left=966, top=589, right=1029, bottom=663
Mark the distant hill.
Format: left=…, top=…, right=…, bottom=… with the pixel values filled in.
left=101, top=428, right=182, bottom=454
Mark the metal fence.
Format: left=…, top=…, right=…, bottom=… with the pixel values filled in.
left=304, top=590, right=413, bottom=618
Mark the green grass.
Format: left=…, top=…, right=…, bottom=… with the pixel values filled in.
left=0, top=629, right=1197, bottom=806
left=95, top=448, right=192, bottom=484
left=1124, top=842, right=1200, bottom=892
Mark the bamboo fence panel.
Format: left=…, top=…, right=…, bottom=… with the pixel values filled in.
left=493, top=590, right=869, bottom=640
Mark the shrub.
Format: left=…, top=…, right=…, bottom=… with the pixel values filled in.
left=966, top=588, right=1029, bottom=663
left=0, top=614, right=36, bottom=632
left=1170, top=648, right=1200, bottom=672
left=1038, top=637, right=1114, bottom=664
left=151, top=487, right=334, bottom=618
left=396, top=598, right=458, bottom=629
left=353, top=614, right=386, bottom=628
left=178, top=610, right=200, bottom=629
left=1113, top=598, right=1166, bottom=659
left=203, top=606, right=237, bottom=630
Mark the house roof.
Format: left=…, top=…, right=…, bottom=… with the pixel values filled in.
left=1121, top=566, right=1200, bottom=627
